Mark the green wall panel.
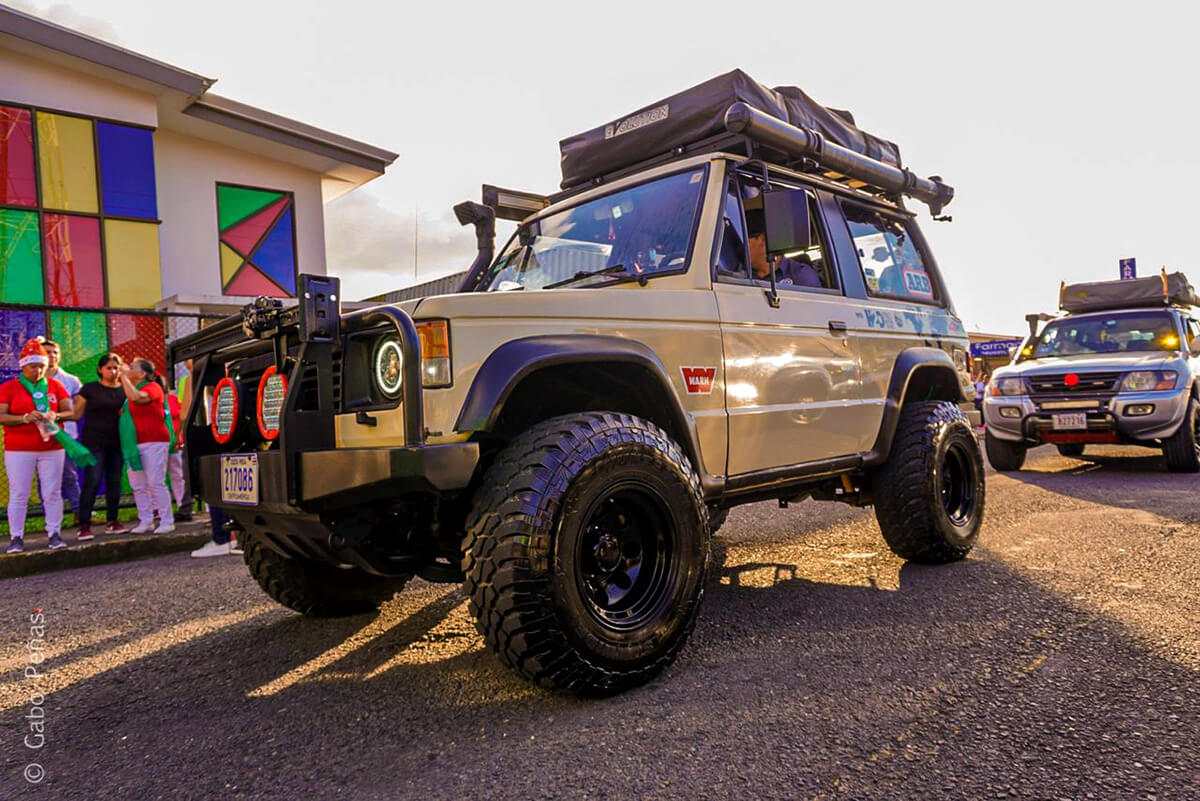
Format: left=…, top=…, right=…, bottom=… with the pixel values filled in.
left=0, top=209, right=44, bottom=303
left=48, top=310, right=109, bottom=379
left=217, top=185, right=283, bottom=230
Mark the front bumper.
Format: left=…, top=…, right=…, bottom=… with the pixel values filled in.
left=984, top=388, right=1190, bottom=444
left=197, top=442, right=480, bottom=515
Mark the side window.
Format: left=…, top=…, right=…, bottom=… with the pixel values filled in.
left=842, top=201, right=938, bottom=303
left=740, top=175, right=837, bottom=292
left=715, top=178, right=749, bottom=279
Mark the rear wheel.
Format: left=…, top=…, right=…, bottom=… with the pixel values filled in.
left=985, top=430, right=1027, bottom=471
left=1056, top=443, right=1085, bottom=457
left=873, top=401, right=984, bottom=564
left=1162, top=397, right=1200, bottom=473
left=243, top=533, right=409, bottom=617
left=463, top=412, right=709, bottom=696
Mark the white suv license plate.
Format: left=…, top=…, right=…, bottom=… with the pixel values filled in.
left=220, top=454, right=259, bottom=505
left=1051, top=413, right=1088, bottom=431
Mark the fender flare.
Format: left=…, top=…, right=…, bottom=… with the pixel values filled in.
left=862, top=347, right=967, bottom=467
left=454, top=334, right=707, bottom=475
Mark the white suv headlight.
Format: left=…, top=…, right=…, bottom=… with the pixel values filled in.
left=373, top=337, right=404, bottom=399
left=988, top=377, right=1026, bottom=396
left=1119, top=370, right=1177, bottom=392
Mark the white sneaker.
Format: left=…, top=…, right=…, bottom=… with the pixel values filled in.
left=153, top=523, right=176, bottom=535
left=191, top=540, right=233, bottom=558
left=130, top=523, right=155, bottom=534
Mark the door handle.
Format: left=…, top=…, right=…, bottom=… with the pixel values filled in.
left=828, top=320, right=848, bottom=335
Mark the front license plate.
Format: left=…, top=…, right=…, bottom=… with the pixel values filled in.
left=220, top=454, right=259, bottom=505
left=1052, top=413, right=1088, bottom=431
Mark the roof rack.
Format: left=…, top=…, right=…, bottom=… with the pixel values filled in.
left=1059, top=268, right=1199, bottom=313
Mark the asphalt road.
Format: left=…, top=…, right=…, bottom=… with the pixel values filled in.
left=1, top=444, right=1197, bottom=800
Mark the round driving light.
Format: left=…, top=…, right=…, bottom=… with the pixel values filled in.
left=211, top=377, right=240, bottom=444
left=373, top=337, right=404, bottom=399
left=256, top=366, right=288, bottom=440
left=1064, top=373, right=1080, bottom=387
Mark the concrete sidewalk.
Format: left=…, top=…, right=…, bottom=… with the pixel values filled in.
left=0, top=518, right=215, bottom=580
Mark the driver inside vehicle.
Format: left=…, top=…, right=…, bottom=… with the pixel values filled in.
left=745, top=211, right=821, bottom=287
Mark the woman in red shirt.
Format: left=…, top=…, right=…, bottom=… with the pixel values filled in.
left=0, top=338, right=76, bottom=552
left=119, top=358, right=175, bottom=534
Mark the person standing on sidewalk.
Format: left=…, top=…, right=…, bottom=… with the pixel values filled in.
left=73, top=353, right=131, bottom=541
left=38, top=340, right=82, bottom=525
left=119, top=358, right=175, bottom=535
left=160, top=376, right=190, bottom=521
left=0, top=338, right=93, bottom=553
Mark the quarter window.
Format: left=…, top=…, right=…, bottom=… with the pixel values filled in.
left=842, top=201, right=938, bottom=303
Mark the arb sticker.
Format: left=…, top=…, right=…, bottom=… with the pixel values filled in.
left=680, top=366, right=717, bottom=395
left=902, top=268, right=934, bottom=299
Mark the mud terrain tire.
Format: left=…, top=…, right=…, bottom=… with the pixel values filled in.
left=874, top=401, right=984, bottom=564
left=462, top=412, right=709, bottom=696
left=243, top=533, right=409, bottom=617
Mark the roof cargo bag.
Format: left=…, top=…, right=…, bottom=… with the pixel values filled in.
left=558, top=69, right=900, bottom=189
left=1060, top=271, right=1200, bottom=312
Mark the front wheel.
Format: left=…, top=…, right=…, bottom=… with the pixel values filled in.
left=243, top=533, right=409, bottom=617
left=462, top=412, right=710, bottom=696
left=985, top=430, right=1027, bottom=471
left=873, top=401, right=985, bottom=564
left=1162, top=397, right=1200, bottom=473
left=1056, top=443, right=1085, bottom=457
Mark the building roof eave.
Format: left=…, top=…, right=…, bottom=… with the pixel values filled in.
left=0, top=5, right=214, bottom=96
left=183, top=94, right=398, bottom=175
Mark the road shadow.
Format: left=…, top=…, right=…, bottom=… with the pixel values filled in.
left=2, top=544, right=1197, bottom=801
left=999, top=444, right=1200, bottom=525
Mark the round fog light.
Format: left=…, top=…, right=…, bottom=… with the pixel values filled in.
left=999, top=407, right=1021, bottom=419
left=1125, top=404, right=1155, bottom=417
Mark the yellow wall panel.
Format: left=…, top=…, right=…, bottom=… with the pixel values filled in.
left=104, top=220, right=162, bottom=307
left=36, top=113, right=99, bottom=213
left=220, top=242, right=243, bottom=285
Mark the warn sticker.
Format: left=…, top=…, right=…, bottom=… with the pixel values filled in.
left=680, top=366, right=717, bottom=395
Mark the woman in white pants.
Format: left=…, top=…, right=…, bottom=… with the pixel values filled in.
left=119, top=358, right=175, bottom=535
left=0, top=338, right=75, bottom=552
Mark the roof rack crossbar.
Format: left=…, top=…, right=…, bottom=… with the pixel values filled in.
left=723, top=102, right=954, bottom=215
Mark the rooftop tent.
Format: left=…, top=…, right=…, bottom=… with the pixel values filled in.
left=558, top=69, right=902, bottom=189
left=1060, top=271, right=1200, bottom=313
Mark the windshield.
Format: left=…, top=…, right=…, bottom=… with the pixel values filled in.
left=480, top=168, right=706, bottom=291
left=1030, top=311, right=1181, bottom=358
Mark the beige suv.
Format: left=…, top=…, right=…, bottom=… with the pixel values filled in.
left=173, top=73, right=983, bottom=695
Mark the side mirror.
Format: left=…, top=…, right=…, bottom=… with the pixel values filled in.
left=763, top=188, right=812, bottom=256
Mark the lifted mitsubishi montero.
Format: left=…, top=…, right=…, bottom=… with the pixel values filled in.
left=172, top=70, right=984, bottom=695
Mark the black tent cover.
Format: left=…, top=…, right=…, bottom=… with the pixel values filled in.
left=559, top=69, right=901, bottom=189
left=1060, top=272, right=1200, bottom=313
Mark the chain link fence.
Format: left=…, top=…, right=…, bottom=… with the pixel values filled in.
left=0, top=302, right=229, bottom=520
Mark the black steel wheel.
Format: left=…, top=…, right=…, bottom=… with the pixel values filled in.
left=575, top=485, right=676, bottom=632
left=1163, top=396, right=1200, bottom=473
left=873, top=401, right=985, bottom=564
left=463, top=412, right=709, bottom=696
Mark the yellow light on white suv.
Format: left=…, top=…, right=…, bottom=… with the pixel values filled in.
left=416, top=319, right=452, bottom=388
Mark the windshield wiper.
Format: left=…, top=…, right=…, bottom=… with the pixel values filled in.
left=543, top=263, right=635, bottom=290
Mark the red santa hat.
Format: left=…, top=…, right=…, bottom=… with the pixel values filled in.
left=18, top=337, right=48, bottom=367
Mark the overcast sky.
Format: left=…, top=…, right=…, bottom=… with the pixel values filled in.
left=15, top=0, right=1200, bottom=334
